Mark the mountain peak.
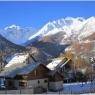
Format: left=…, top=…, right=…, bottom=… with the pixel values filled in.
left=28, top=17, right=86, bottom=41
left=1, top=25, right=35, bottom=45
left=1, top=17, right=95, bottom=46
left=4, top=24, right=20, bottom=30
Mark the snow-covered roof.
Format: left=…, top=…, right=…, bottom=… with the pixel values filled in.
left=5, top=53, right=29, bottom=68
left=47, top=57, right=71, bottom=71
left=47, top=58, right=71, bottom=76
left=18, top=63, right=40, bottom=75
left=46, top=58, right=64, bottom=70
left=0, top=53, right=38, bottom=78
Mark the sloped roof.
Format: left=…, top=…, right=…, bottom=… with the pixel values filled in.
left=46, top=57, right=69, bottom=70
left=47, top=57, right=71, bottom=76
left=46, top=58, right=62, bottom=70
left=18, top=63, right=40, bottom=75
left=0, top=53, right=38, bottom=78
left=5, top=53, right=29, bottom=68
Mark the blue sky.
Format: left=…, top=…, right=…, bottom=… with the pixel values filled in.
left=0, top=1, right=95, bottom=30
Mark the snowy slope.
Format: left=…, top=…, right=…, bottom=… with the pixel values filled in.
left=0, top=25, right=35, bottom=45
left=78, top=17, right=95, bottom=40
left=26, top=17, right=95, bottom=58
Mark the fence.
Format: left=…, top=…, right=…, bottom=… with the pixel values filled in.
left=0, top=88, right=33, bottom=94
left=0, top=82, right=95, bottom=94
left=62, top=81, right=95, bottom=94
left=46, top=81, right=95, bottom=94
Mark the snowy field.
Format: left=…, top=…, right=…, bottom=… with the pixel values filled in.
left=45, top=82, right=95, bottom=94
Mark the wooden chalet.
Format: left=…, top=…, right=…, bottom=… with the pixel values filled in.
left=0, top=53, right=73, bottom=93
left=46, top=57, right=72, bottom=91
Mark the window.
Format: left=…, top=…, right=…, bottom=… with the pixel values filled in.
left=38, top=80, right=40, bottom=84
left=44, top=80, right=48, bottom=83
left=0, top=78, right=5, bottom=87
left=19, top=81, right=27, bottom=87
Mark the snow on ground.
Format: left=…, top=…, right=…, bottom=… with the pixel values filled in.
left=44, top=82, right=95, bottom=94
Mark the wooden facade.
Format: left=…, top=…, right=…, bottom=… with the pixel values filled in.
left=4, top=63, right=64, bottom=90
left=9, top=64, right=49, bottom=89
left=49, top=72, right=63, bottom=82
left=15, top=64, right=49, bottom=80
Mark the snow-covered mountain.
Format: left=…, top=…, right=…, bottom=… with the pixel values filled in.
left=0, top=25, right=35, bottom=45
left=1, top=17, right=95, bottom=71
left=28, top=17, right=85, bottom=41
left=26, top=17, right=95, bottom=59
left=1, top=17, right=95, bottom=47
left=28, top=17, right=95, bottom=44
